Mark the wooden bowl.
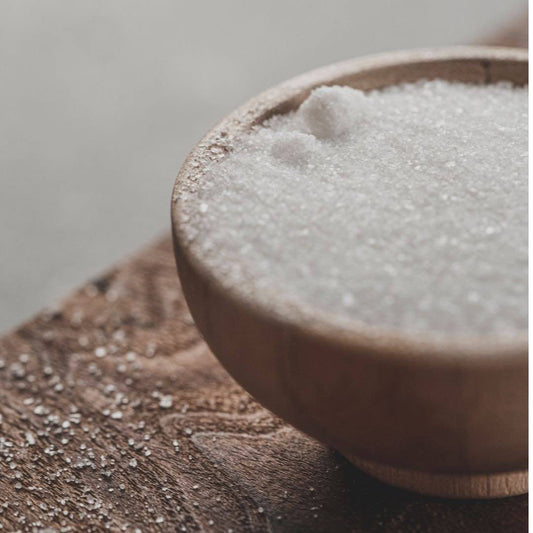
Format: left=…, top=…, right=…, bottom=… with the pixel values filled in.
left=171, top=47, right=528, bottom=498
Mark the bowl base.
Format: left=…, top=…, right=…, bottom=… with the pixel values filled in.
left=347, top=454, right=527, bottom=499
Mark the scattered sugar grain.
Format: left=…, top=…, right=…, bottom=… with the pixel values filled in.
left=159, top=395, right=173, bottom=409
left=94, top=347, right=107, bottom=358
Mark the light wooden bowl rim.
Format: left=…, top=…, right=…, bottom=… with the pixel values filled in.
left=172, top=46, right=527, bottom=368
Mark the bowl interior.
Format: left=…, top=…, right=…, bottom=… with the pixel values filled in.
left=172, top=47, right=528, bottom=358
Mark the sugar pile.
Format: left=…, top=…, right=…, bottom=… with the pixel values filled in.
left=182, top=81, right=527, bottom=338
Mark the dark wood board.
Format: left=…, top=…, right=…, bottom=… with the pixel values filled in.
left=0, top=238, right=527, bottom=532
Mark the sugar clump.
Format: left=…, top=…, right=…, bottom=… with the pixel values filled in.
left=270, top=131, right=318, bottom=166
left=183, top=81, right=527, bottom=338
left=299, top=86, right=367, bottom=139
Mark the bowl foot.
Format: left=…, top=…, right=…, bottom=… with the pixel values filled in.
left=346, top=454, right=527, bottom=498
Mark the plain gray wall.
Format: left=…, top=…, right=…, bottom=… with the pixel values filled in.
left=0, top=0, right=525, bottom=332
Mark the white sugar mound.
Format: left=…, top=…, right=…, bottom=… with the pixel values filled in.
left=183, top=81, right=528, bottom=338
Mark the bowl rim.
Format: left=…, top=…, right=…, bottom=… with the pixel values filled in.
left=171, top=45, right=528, bottom=367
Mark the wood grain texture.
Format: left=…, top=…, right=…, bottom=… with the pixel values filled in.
left=0, top=238, right=527, bottom=532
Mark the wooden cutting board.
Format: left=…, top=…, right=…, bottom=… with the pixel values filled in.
left=0, top=20, right=527, bottom=532
left=0, top=237, right=527, bottom=532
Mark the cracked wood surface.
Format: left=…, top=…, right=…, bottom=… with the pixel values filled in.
left=0, top=17, right=527, bottom=532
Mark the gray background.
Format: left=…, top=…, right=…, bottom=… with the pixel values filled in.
left=0, top=0, right=525, bottom=332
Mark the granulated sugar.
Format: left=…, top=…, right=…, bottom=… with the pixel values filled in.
left=182, top=81, right=527, bottom=338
